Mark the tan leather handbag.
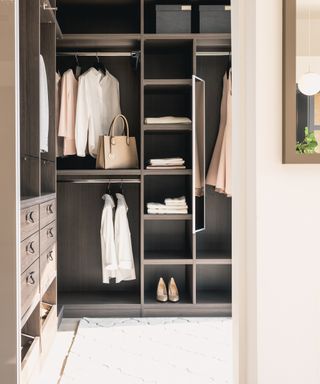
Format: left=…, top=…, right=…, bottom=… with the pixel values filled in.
left=96, top=114, right=139, bottom=169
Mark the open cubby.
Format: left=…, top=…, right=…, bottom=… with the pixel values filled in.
left=144, top=86, right=192, bottom=120
left=144, top=175, right=192, bottom=214
left=196, top=264, right=231, bottom=304
left=144, top=40, right=193, bottom=79
left=145, top=221, right=193, bottom=260
left=144, top=265, right=193, bottom=304
left=41, top=160, right=56, bottom=194
left=144, top=131, right=192, bottom=168
left=56, top=53, right=141, bottom=170
left=144, top=0, right=230, bottom=34
left=57, top=182, right=141, bottom=303
left=56, top=1, right=141, bottom=34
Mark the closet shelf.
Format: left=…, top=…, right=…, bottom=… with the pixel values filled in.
left=143, top=169, right=192, bottom=176
left=144, top=214, right=192, bottom=221
left=59, top=291, right=141, bottom=305
left=57, top=34, right=141, bottom=49
left=143, top=79, right=192, bottom=88
left=143, top=123, right=192, bottom=132
left=197, top=250, right=232, bottom=264
left=196, top=291, right=232, bottom=305
left=143, top=33, right=231, bottom=46
left=57, top=169, right=142, bottom=177
left=144, top=251, right=193, bottom=263
left=144, top=259, right=193, bottom=265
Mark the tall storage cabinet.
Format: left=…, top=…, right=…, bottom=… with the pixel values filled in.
left=19, top=1, right=59, bottom=382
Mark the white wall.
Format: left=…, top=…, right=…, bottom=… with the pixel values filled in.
left=251, top=0, right=320, bottom=383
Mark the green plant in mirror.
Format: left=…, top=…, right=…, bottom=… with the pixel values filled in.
left=296, top=127, right=318, bottom=154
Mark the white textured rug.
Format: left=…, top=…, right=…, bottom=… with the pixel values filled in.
left=60, top=317, right=232, bottom=384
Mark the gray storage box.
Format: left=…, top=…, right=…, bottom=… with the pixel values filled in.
left=156, top=5, right=192, bottom=34
left=199, top=5, right=231, bottom=33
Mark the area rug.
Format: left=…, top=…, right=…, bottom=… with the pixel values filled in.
left=60, top=317, right=232, bottom=384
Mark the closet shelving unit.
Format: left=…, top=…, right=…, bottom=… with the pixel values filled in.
left=55, top=0, right=232, bottom=317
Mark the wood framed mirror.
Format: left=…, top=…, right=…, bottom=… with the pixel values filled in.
left=283, top=0, right=320, bottom=163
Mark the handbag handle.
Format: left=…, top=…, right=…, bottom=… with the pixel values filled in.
left=108, top=114, right=130, bottom=146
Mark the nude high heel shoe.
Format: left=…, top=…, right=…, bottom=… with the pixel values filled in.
left=168, top=277, right=180, bottom=302
left=157, top=277, right=168, bottom=302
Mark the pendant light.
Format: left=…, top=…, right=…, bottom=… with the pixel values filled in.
left=298, top=3, right=320, bottom=96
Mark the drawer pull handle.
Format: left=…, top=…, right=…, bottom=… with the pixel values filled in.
left=47, top=228, right=54, bottom=238
left=26, top=241, right=35, bottom=255
left=47, top=251, right=54, bottom=262
left=26, top=272, right=35, bottom=285
left=46, top=204, right=54, bottom=214
left=25, top=211, right=35, bottom=224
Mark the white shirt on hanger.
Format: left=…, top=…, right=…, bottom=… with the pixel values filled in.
left=114, top=193, right=136, bottom=282
left=75, top=67, right=123, bottom=158
left=39, top=55, right=49, bottom=153
left=100, top=194, right=118, bottom=284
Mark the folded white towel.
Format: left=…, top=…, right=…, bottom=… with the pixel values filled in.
left=145, top=116, right=192, bottom=125
left=149, top=158, right=185, bottom=165
left=165, top=196, right=187, bottom=206
left=147, top=209, right=188, bottom=215
left=146, top=165, right=186, bottom=170
left=147, top=202, right=188, bottom=210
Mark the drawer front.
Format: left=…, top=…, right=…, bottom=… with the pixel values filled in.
left=40, top=199, right=56, bottom=229
left=40, top=243, right=57, bottom=296
left=21, top=205, right=39, bottom=241
left=21, top=260, right=40, bottom=317
left=21, top=232, right=40, bottom=274
left=21, top=336, right=40, bottom=384
left=41, top=304, right=57, bottom=357
left=40, top=222, right=56, bottom=255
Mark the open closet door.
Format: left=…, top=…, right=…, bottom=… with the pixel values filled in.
left=192, top=75, right=206, bottom=233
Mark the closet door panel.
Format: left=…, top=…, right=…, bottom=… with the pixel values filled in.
left=192, top=75, right=206, bottom=233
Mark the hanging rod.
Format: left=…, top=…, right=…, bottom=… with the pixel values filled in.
left=56, top=51, right=139, bottom=57
left=196, top=51, right=231, bottom=56
left=58, top=178, right=141, bottom=184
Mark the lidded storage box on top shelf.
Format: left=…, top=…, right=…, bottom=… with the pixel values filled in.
left=199, top=5, right=231, bottom=33
left=156, top=4, right=192, bottom=33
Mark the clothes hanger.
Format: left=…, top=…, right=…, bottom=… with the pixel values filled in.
left=120, top=180, right=124, bottom=195
left=74, top=55, right=82, bottom=79
left=94, top=53, right=106, bottom=75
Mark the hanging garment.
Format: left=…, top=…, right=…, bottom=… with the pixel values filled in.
left=58, top=69, right=78, bottom=156
left=75, top=68, right=122, bottom=158
left=114, top=193, right=136, bottom=282
left=39, top=55, right=49, bottom=153
left=206, top=71, right=232, bottom=196
left=55, top=72, right=64, bottom=157
left=100, top=194, right=118, bottom=284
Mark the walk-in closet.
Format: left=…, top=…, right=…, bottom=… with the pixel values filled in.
left=18, top=0, right=232, bottom=381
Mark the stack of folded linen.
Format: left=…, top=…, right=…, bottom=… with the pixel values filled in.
left=144, top=116, right=192, bottom=125
left=147, top=196, right=188, bottom=215
left=146, top=157, right=186, bottom=170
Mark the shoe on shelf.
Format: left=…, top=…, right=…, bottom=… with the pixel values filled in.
left=168, top=277, right=180, bottom=302
left=157, top=277, right=168, bottom=302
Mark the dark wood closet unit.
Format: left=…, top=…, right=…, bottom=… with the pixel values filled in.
left=17, top=0, right=232, bottom=380
left=53, top=0, right=232, bottom=318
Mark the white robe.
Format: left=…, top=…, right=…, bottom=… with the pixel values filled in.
left=100, top=194, right=117, bottom=283
left=114, top=193, right=136, bottom=282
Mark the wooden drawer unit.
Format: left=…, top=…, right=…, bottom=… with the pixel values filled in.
left=40, top=199, right=56, bottom=229
left=21, top=232, right=40, bottom=274
left=40, top=303, right=57, bottom=357
left=21, top=260, right=40, bottom=317
left=40, top=221, right=56, bottom=255
left=21, top=205, right=39, bottom=241
left=40, top=243, right=57, bottom=296
left=21, top=335, right=40, bottom=384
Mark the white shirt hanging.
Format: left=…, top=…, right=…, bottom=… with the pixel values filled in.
left=114, top=193, right=136, bottom=282
left=75, top=67, right=122, bottom=158
left=100, top=194, right=118, bottom=284
left=39, top=55, right=49, bottom=153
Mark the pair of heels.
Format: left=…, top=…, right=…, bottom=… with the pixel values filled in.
left=157, top=277, right=179, bottom=302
